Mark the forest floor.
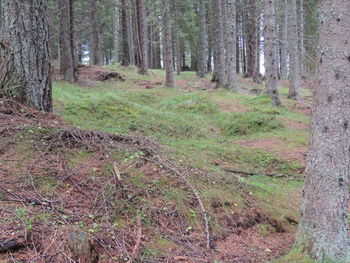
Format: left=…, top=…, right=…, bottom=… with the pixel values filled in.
left=0, top=65, right=314, bottom=263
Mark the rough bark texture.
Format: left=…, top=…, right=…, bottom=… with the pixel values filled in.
left=59, top=0, right=77, bottom=82
left=287, top=0, right=300, bottom=99
left=296, top=0, right=350, bottom=261
left=126, top=0, right=135, bottom=66
left=135, top=0, right=148, bottom=75
left=246, top=0, right=259, bottom=82
left=0, top=0, right=52, bottom=112
left=163, top=0, right=174, bottom=88
left=263, top=0, right=281, bottom=107
left=212, top=0, right=227, bottom=89
left=120, top=0, right=130, bottom=66
left=90, top=0, right=102, bottom=65
left=280, top=0, right=288, bottom=79
left=226, top=0, right=237, bottom=91
left=113, top=0, right=121, bottom=63
left=197, top=0, right=207, bottom=78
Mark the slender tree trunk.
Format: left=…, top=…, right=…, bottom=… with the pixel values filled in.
left=90, top=0, right=102, bottom=65
left=59, top=0, right=77, bottom=82
left=126, top=0, right=135, bottom=66
left=114, top=0, right=121, bottom=63
left=299, top=0, right=305, bottom=76
left=0, top=0, right=52, bottom=112
left=212, top=0, right=227, bottom=88
left=226, top=0, right=237, bottom=91
left=246, top=0, right=258, bottom=81
left=263, top=0, right=281, bottom=106
left=280, top=0, right=288, bottom=79
left=287, top=0, right=300, bottom=99
left=296, top=0, right=350, bottom=260
left=135, top=0, right=148, bottom=74
left=163, top=0, right=174, bottom=88
left=197, top=0, right=207, bottom=78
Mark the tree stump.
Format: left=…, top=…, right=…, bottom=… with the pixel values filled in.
left=66, top=231, right=98, bottom=263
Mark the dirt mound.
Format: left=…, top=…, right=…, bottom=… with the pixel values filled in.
left=53, top=65, right=125, bottom=85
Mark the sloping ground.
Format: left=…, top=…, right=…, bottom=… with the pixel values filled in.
left=0, top=67, right=311, bottom=262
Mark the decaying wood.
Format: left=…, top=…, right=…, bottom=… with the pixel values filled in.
left=0, top=237, right=27, bottom=253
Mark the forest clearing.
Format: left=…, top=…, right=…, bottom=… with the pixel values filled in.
left=1, top=0, right=349, bottom=262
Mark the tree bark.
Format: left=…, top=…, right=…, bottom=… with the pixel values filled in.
left=246, top=0, right=259, bottom=82
left=163, top=0, right=174, bottom=88
left=135, top=0, right=148, bottom=75
left=296, top=0, right=350, bottom=260
left=126, top=0, right=135, bottom=66
left=211, top=0, right=227, bottom=89
left=197, top=0, right=207, bottom=78
left=0, top=0, right=52, bottom=112
left=280, top=0, right=288, bottom=79
left=114, top=0, right=121, bottom=63
left=287, top=0, right=300, bottom=99
left=59, top=0, right=77, bottom=82
left=263, top=0, right=281, bottom=107
left=90, top=0, right=102, bottom=65
left=226, top=0, right=237, bottom=91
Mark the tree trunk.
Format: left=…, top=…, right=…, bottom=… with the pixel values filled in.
left=246, top=0, right=259, bottom=81
left=0, top=0, right=52, bottom=112
left=121, top=0, right=130, bottom=66
left=135, top=0, right=148, bottom=75
left=280, top=0, right=288, bottom=79
left=114, top=0, right=121, bottom=63
left=126, top=0, right=135, bottom=66
left=287, top=0, right=300, bottom=99
left=163, top=0, right=174, bottom=88
left=90, top=0, right=102, bottom=65
left=211, top=0, right=227, bottom=89
left=263, top=0, right=281, bottom=107
left=226, top=0, right=237, bottom=91
left=197, top=0, right=207, bottom=78
left=296, top=0, right=350, bottom=260
left=59, top=0, right=77, bottom=82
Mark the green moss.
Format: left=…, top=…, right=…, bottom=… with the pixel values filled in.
left=218, top=112, right=284, bottom=136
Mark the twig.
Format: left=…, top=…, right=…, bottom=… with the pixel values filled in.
left=222, top=168, right=289, bottom=178
left=127, top=215, right=142, bottom=263
left=150, top=159, right=213, bottom=250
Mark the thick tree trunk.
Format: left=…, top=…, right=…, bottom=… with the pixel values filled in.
left=59, top=0, right=77, bottom=82
left=135, top=0, right=148, bottom=75
left=0, top=0, right=52, bottom=112
left=287, top=0, right=300, bottom=99
left=296, top=0, right=350, bottom=260
left=121, top=0, right=130, bottom=66
left=211, top=0, right=227, bottom=89
left=263, top=0, right=281, bottom=107
left=163, top=0, right=174, bottom=88
left=90, top=0, right=102, bottom=65
left=197, top=0, right=207, bottom=78
left=226, top=0, right=237, bottom=91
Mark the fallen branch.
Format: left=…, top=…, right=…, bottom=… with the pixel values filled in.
left=222, top=168, right=289, bottom=178
left=150, top=159, right=213, bottom=250
left=127, top=215, right=142, bottom=263
left=0, top=237, right=27, bottom=253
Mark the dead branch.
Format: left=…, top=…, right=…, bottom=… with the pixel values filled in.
left=127, top=215, right=142, bottom=263
left=0, top=237, right=27, bottom=253
left=222, top=168, right=289, bottom=178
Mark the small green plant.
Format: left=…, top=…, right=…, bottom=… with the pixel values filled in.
left=15, top=207, right=33, bottom=231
